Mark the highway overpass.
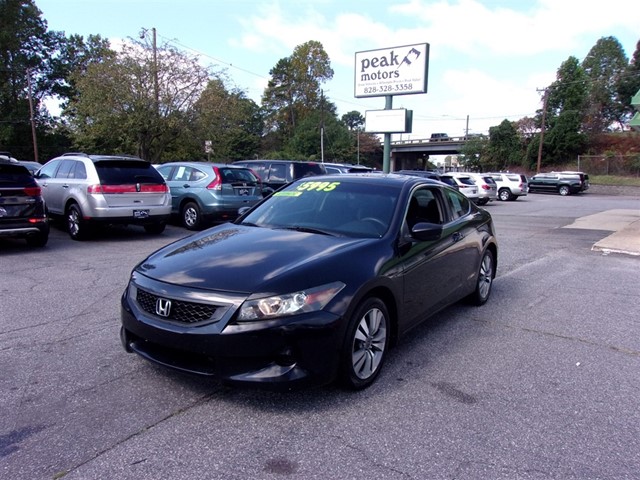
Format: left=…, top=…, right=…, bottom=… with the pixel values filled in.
left=389, top=135, right=477, bottom=170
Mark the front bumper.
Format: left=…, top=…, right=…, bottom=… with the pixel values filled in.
left=120, top=279, right=346, bottom=389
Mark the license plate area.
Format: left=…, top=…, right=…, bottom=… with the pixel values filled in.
left=133, top=209, right=150, bottom=219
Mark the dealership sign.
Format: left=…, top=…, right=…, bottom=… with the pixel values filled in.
left=354, top=43, right=429, bottom=98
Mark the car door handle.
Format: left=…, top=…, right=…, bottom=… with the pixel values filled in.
left=183, top=184, right=190, bottom=188
left=452, top=232, right=464, bottom=242
left=62, top=184, right=69, bottom=188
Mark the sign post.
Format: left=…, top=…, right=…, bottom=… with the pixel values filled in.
left=354, top=43, right=429, bottom=172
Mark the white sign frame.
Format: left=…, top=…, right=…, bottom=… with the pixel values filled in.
left=354, top=43, right=429, bottom=98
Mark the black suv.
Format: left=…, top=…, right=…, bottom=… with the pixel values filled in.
left=233, top=159, right=327, bottom=195
left=0, top=159, right=50, bottom=247
left=528, top=172, right=583, bottom=196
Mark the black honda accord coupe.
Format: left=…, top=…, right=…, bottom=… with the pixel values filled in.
left=121, top=174, right=498, bottom=389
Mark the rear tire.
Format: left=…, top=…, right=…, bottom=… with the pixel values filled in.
left=182, top=201, right=202, bottom=230
left=67, top=204, right=89, bottom=241
left=339, top=297, right=390, bottom=390
left=498, top=189, right=512, bottom=201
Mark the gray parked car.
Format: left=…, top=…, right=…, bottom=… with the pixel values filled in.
left=155, top=162, right=263, bottom=230
left=35, top=153, right=171, bottom=240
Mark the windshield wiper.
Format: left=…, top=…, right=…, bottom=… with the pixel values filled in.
left=279, top=225, right=335, bottom=236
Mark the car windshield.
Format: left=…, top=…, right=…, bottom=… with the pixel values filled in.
left=239, top=179, right=398, bottom=238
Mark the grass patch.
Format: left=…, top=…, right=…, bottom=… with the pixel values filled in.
left=590, top=175, right=640, bottom=187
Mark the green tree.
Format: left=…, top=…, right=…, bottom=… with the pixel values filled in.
left=183, top=76, right=263, bottom=162
left=582, top=36, right=629, bottom=132
left=68, top=37, right=211, bottom=161
left=525, top=57, right=588, bottom=169
left=459, top=134, right=489, bottom=171
left=50, top=33, right=116, bottom=113
left=616, top=39, right=640, bottom=126
left=486, top=120, right=521, bottom=169
left=0, top=0, right=59, bottom=159
left=341, top=110, right=364, bottom=131
left=261, top=40, right=333, bottom=146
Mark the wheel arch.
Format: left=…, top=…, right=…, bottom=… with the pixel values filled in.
left=347, top=285, right=399, bottom=348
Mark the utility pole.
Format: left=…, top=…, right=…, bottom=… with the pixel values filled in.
left=152, top=27, right=159, bottom=115
left=536, top=88, right=549, bottom=174
left=320, top=89, right=325, bottom=162
left=140, top=27, right=159, bottom=115
left=26, top=69, right=39, bottom=163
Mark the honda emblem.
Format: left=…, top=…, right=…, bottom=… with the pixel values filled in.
left=156, top=298, right=172, bottom=317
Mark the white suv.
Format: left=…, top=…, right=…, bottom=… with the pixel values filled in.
left=488, top=173, right=529, bottom=201
left=35, top=153, right=172, bottom=240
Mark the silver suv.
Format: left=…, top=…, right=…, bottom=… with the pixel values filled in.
left=35, top=153, right=171, bottom=240
left=488, top=172, right=529, bottom=201
left=439, top=173, right=480, bottom=201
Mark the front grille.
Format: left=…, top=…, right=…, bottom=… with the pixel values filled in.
left=136, top=288, right=218, bottom=324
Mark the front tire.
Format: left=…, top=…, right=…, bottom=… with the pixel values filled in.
left=559, top=185, right=570, bottom=196
left=467, top=249, right=495, bottom=306
left=340, top=297, right=390, bottom=390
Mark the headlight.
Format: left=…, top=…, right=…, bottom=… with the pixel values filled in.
left=237, top=281, right=345, bottom=321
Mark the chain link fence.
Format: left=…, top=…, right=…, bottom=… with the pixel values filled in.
left=577, top=154, right=640, bottom=176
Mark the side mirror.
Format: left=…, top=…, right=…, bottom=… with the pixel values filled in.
left=411, top=222, right=443, bottom=242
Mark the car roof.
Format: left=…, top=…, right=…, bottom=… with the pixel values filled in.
left=234, top=159, right=323, bottom=164
left=57, top=153, right=148, bottom=163
left=159, top=161, right=250, bottom=169
left=297, top=172, right=446, bottom=188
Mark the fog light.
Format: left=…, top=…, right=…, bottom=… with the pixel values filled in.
left=275, top=348, right=296, bottom=367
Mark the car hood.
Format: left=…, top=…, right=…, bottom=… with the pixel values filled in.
left=135, top=223, right=378, bottom=294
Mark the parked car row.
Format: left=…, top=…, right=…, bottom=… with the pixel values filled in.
left=3, top=150, right=590, bottom=247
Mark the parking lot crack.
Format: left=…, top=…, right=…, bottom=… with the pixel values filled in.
left=59, top=392, right=217, bottom=477
left=475, top=319, right=640, bottom=357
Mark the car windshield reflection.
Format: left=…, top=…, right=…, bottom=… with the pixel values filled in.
left=239, top=180, right=398, bottom=238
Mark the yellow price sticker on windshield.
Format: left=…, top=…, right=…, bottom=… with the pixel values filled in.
left=296, top=181, right=340, bottom=192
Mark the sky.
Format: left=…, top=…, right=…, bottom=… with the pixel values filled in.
left=36, top=0, right=640, bottom=141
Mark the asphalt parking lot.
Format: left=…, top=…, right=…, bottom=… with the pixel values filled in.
left=2, top=191, right=639, bottom=480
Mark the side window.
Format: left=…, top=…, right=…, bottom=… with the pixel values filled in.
left=173, top=166, right=191, bottom=182
left=37, top=160, right=60, bottom=179
left=268, top=163, right=287, bottom=183
left=443, top=188, right=471, bottom=220
left=190, top=168, right=206, bottom=182
left=73, top=161, right=87, bottom=180
left=406, top=187, right=443, bottom=229
left=55, top=160, right=76, bottom=179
